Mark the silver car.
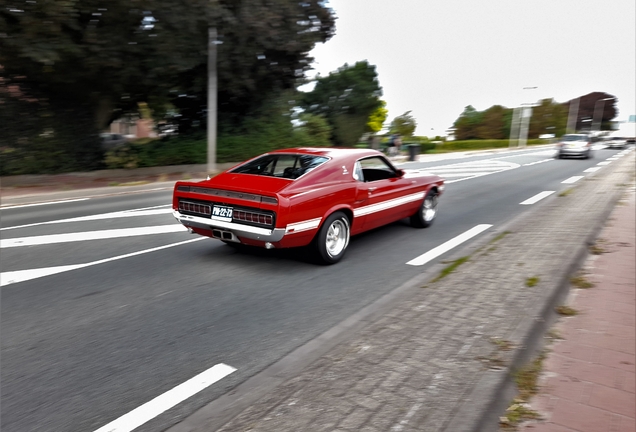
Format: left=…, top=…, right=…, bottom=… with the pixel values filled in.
left=607, top=137, right=626, bottom=149
left=555, top=134, right=593, bottom=159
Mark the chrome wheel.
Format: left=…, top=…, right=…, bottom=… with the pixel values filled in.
left=422, top=194, right=438, bottom=222
left=315, top=211, right=350, bottom=264
left=325, top=218, right=349, bottom=258
left=411, top=189, right=438, bottom=228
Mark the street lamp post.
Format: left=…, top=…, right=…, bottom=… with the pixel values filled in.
left=207, top=27, right=218, bottom=176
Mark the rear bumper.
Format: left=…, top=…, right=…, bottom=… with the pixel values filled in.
left=557, top=147, right=591, bottom=157
left=173, top=211, right=286, bottom=242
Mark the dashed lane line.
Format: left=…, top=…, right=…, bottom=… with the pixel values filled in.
left=1, top=225, right=187, bottom=248
left=1, top=205, right=172, bottom=231
left=520, top=191, right=555, bottom=205
left=562, top=176, right=584, bottom=184
left=0, top=237, right=204, bottom=287
left=406, top=224, right=492, bottom=266
left=0, top=198, right=90, bottom=210
left=93, top=363, right=236, bottom=432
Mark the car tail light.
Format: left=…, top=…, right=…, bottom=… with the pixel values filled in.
left=233, top=209, right=274, bottom=226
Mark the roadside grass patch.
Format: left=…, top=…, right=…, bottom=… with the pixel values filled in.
left=589, top=240, right=607, bottom=255
left=555, top=305, right=578, bottom=316
left=500, top=353, right=545, bottom=429
left=558, top=188, right=574, bottom=197
left=491, top=231, right=512, bottom=244
left=431, top=256, right=470, bottom=282
left=491, top=337, right=514, bottom=351
left=525, top=276, right=540, bottom=287
left=570, top=274, right=595, bottom=289
left=546, top=328, right=563, bottom=340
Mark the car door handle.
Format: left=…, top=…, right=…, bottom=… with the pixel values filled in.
left=368, top=187, right=377, bottom=193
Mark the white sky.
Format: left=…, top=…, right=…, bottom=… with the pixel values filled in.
left=305, top=0, right=636, bottom=137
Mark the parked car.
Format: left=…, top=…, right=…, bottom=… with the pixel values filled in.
left=554, top=134, right=593, bottom=159
left=172, top=148, right=445, bottom=264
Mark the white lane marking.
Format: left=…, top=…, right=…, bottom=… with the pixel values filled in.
left=406, top=224, right=492, bottom=266
left=562, top=176, right=584, bottom=184
left=1, top=225, right=188, bottom=248
left=522, top=158, right=554, bottom=167
left=1, top=205, right=172, bottom=231
left=597, top=161, right=611, bottom=166
left=0, top=198, right=90, bottom=210
left=520, top=191, right=555, bottom=205
left=93, top=363, right=236, bottom=432
left=584, top=167, right=601, bottom=173
left=423, top=160, right=520, bottom=184
left=1, top=238, right=204, bottom=286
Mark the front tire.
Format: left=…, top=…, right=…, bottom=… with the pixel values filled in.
left=315, top=211, right=350, bottom=264
left=411, top=189, right=438, bottom=228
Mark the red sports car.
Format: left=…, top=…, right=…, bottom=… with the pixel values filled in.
left=173, top=148, right=444, bottom=264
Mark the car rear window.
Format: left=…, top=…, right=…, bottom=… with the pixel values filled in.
left=230, top=154, right=329, bottom=179
left=562, top=135, right=587, bottom=142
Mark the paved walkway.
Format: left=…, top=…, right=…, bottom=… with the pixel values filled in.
left=519, top=185, right=635, bottom=432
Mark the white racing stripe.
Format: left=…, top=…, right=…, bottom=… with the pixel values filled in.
left=1, top=225, right=188, bottom=248
left=520, top=191, right=555, bottom=205
left=562, top=176, right=584, bottom=184
left=1, top=238, right=204, bottom=286
left=406, top=224, right=492, bottom=266
left=93, top=363, right=236, bottom=432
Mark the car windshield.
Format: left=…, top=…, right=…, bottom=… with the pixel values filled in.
left=562, top=135, right=587, bottom=142
left=230, top=154, right=329, bottom=179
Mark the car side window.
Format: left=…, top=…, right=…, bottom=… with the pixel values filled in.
left=358, top=156, right=398, bottom=182
left=353, top=161, right=364, bottom=182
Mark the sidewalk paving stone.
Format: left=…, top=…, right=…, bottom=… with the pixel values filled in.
left=519, top=171, right=635, bottom=432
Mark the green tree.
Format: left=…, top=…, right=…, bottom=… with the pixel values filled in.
left=390, top=111, right=417, bottom=137
left=475, top=105, right=508, bottom=139
left=528, top=98, right=568, bottom=138
left=294, top=113, right=332, bottom=147
left=1, top=0, right=335, bottom=172
left=367, top=100, right=388, bottom=134
left=453, top=105, right=484, bottom=140
left=301, top=61, right=383, bottom=147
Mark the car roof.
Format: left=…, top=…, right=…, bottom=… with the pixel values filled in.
left=268, top=147, right=383, bottom=159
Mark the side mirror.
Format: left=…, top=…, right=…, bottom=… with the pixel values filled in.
left=396, top=169, right=405, bottom=177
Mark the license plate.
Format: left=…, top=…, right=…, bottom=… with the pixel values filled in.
left=211, top=205, right=233, bottom=222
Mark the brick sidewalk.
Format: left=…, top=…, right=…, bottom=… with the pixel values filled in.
left=519, top=186, right=636, bottom=432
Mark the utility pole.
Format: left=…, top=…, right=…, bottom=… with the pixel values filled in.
left=207, top=27, right=218, bottom=176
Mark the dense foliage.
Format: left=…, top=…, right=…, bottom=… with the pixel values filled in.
left=390, top=111, right=417, bottom=137
left=451, top=93, right=617, bottom=141
left=300, top=61, right=383, bottom=147
left=1, top=0, right=335, bottom=174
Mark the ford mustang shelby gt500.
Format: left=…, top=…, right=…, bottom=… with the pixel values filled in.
left=173, top=147, right=444, bottom=264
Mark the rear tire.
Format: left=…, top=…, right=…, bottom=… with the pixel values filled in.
left=315, top=211, right=350, bottom=264
left=411, top=189, right=438, bottom=228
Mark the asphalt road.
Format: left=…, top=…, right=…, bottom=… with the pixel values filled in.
left=0, top=144, right=628, bottom=432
